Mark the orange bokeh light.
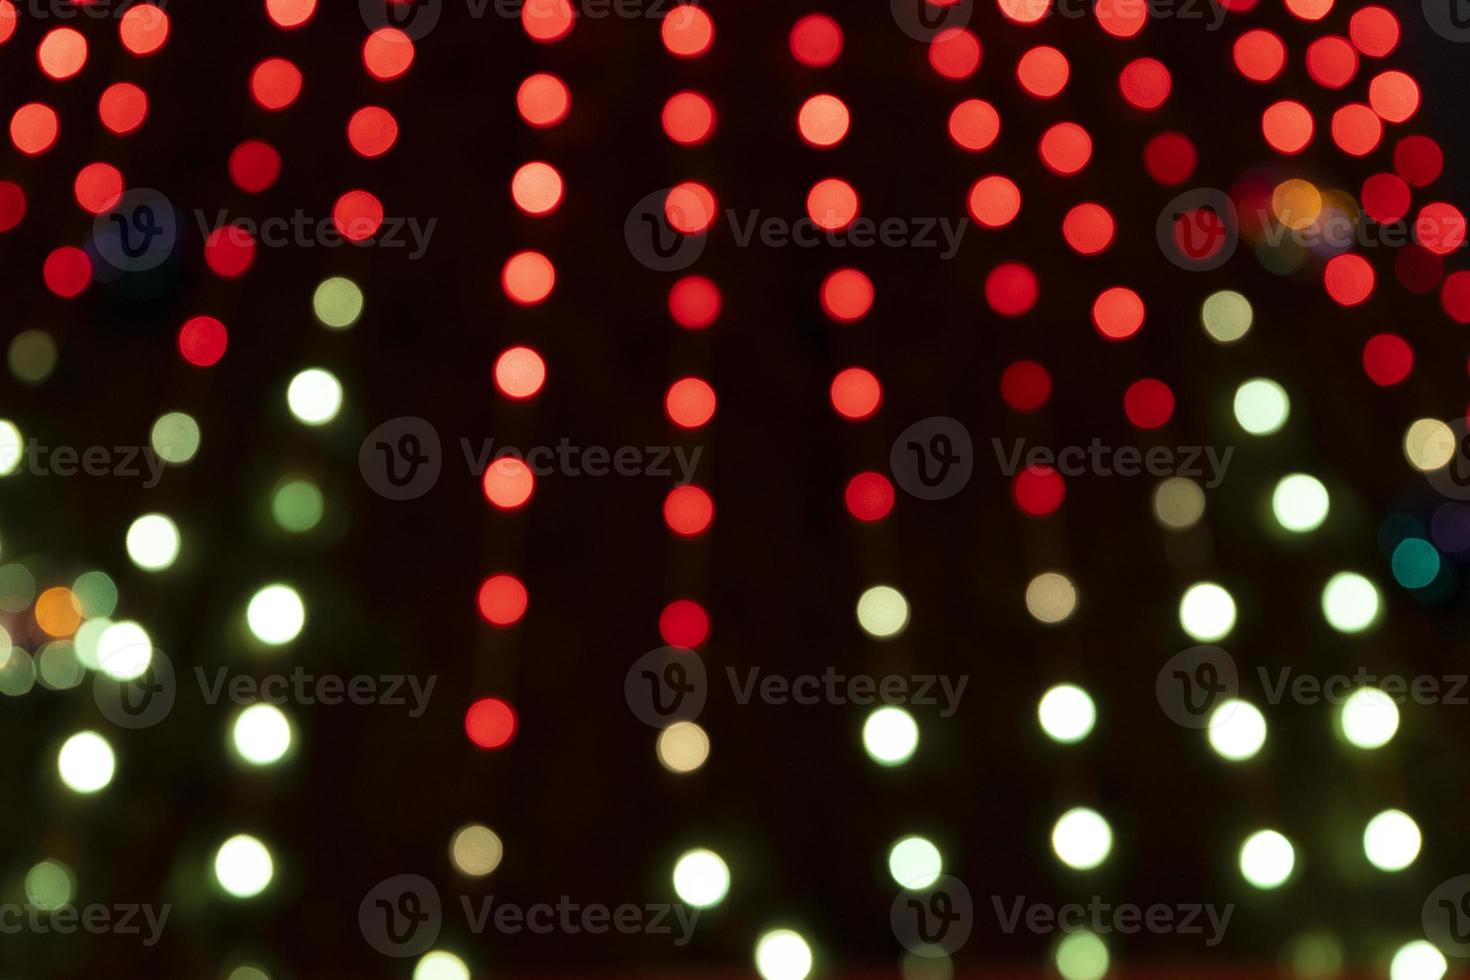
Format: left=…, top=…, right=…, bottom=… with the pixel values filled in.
left=517, top=73, right=570, bottom=128
left=806, top=178, right=859, bottom=231
left=797, top=94, right=850, bottom=148
left=483, top=457, right=535, bottom=510
left=494, top=346, right=547, bottom=399
left=511, top=161, right=564, bottom=216
left=502, top=250, right=556, bottom=306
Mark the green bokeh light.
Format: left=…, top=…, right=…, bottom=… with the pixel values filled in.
left=151, top=412, right=201, bottom=464
left=8, top=329, right=58, bottom=385
left=24, top=860, right=75, bottom=910
left=1391, top=539, right=1440, bottom=590
left=313, top=277, right=364, bottom=329
left=72, top=570, right=118, bottom=619
left=272, top=479, right=324, bottom=533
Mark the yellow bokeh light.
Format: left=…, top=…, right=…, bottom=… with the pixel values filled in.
left=1271, top=179, right=1321, bottom=231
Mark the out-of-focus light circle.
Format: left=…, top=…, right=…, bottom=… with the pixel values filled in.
left=228, top=140, right=280, bottom=193
left=1234, top=378, right=1289, bottom=435
left=1404, top=418, right=1456, bottom=471
left=659, top=600, right=709, bottom=648
left=287, top=368, right=343, bottom=425
left=1351, top=6, right=1399, bottom=57
left=830, top=367, right=881, bottom=420
left=494, top=347, right=546, bottom=400
left=517, top=73, right=570, bottom=127
left=673, top=849, right=730, bottom=908
left=928, top=28, right=981, bottom=80
left=97, top=621, right=151, bottom=680
left=414, top=952, right=470, bottom=980
left=1039, top=122, right=1092, bottom=175
left=313, top=277, right=364, bottom=329
left=502, top=250, right=556, bottom=304
left=1052, top=808, right=1112, bottom=870
left=1390, top=942, right=1446, bottom=980
left=1238, top=831, right=1296, bottom=891
left=1208, top=699, right=1267, bottom=761
left=99, top=82, right=148, bottom=134
left=1363, top=810, right=1420, bottom=871
left=1025, top=572, right=1077, bottom=624
left=856, top=585, right=908, bottom=638
left=821, top=268, right=873, bottom=322
left=806, top=178, right=858, bottom=231
left=657, top=720, right=709, bottom=773
left=797, top=94, right=849, bottom=147
left=1092, top=286, right=1144, bottom=339
left=1339, top=687, right=1398, bottom=748
left=1392, top=538, right=1440, bottom=590
left=450, top=824, right=504, bottom=877
left=1262, top=100, right=1314, bottom=153
left=1179, top=582, right=1236, bottom=641
left=888, top=836, right=943, bottom=889
left=11, top=103, right=59, bottom=155
left=348, top=105, right=399, bottom=157
left=250, top=57, right=302, bottom=110
left=272, top=479, right=323, bottom=533
left=789, top=13, right=842, bottom=67
left=120, top=3, right=169, bottom=55
left=477, top=574, right=528, bottom=627
left=863, top=706, right=918, bottom=765
left=247, top=584, right=305, bottom=646
left=1038, top=685, right=1095, bottom=744
left=1056, top=931, right=1109, bottom=980
left=465, top=698, right=517, bottom=750
left=662, top=4, right=713, bottom=57
left=363, top=28, right=414, bottom=80
left=662, top=90, right=715, bottom=145
left=25, top=859, right=74, bottom=910
left=1273, top=474, right=1329, bottom=533
left=484, top=458, right=535, bottom=510
left=669, top=275, right=721, bottom=329
left=663, top=485, right=713, bottom=536
left=126, top=514, right=180, bottom=571
left=755, top=929, right=813, bottom=980
left=58, top=730, right=114, bottom=793
left=232, top=704, right=292, bottom=766
left=1017, top=45, right=1069, bottom=98
left=1322, top=572, right=1380, bottom=633
left=511, top=161, right=563, bottom=215
left=1324, top=252, right=1375, bottom=305
left=968, top=175, right=1021, bottom=228
left=844, top=472, right=894, bottom=522
left=666, top=377, right=716, bottom=428
left=38, top=26, right=87, bottom=79
left=215, top=835, right=273, bottom=898
left=1154, top=477, right=1205, bottom=529
left=266, top=0, right=316, bottom=28
left=44, top=247, right=92, bottom=297
left=179, top=316, right=229, bottom=367
left=949, top=99, right=1000, bottom=150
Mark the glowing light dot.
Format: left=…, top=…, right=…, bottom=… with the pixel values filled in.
left=1404, top=418, right=1456, bottom=472
left=450, top=824, right=504, bottom=877
left=363, top=28, right=414, bottom=80
left=1179, top=582, right=1236, bottom=641
left=477, top=574, right=528, bottom=627
left=494, top=346, right=546, bottom=399
left=1262, top=101, right=1314, bottom=154
left=73, top=162, right=124, bottom=215
left=663, top=485, right=713, bottom=536
left=662, top=4, right=712, bottom=57
left=414, top=952, right=470, bottom=980
left=313, top=277, right=364, bottom=329
left=99, top=82, right=148, bottom=134
left=821, top=268, right=874, bottom=322
left=657, top=720, right=709, bottom=772
left=948, top=99, right=1000, bottom=149
left=856, top=585, right=908, bottom=639
left=673, top=849, right=730, bottom=908
left=126, top=514, right=180, bottom=571
left=1025, top=572, right=1077, bottom=624
left=1039, top=122, right=1092, bottom=175
left=1092, top=286, right=1144, bottom=340
left=1364, top=810, right=1420, bottom=871
left=246, top=584, right=305, bottom=646
left=968, top=175, right=1021, bottom=229
left=1037, top=685, right=1096, bottom=744
left=214, top=835, right=273, bottom=898
left=483, top=457, right=535, bottom=510
left=97, top=621, right=152, bottom=680
left=1340, top=687, right=1398, bottom=749
left=333, top=190, right=384, bottom=242
left=665, top=377, right=716, bottom=428
left=1208, top=700, right=1267, bottom=761
left=806, top=178, right=858, bottom=231
left=1017, top=45, right=1069, bottom=98
left=250, top=58, right=302, bottom=110
left=928, top=28, right=981, bottom=80
left=120, top=3, right=169, bottom=55
left=830, top=367, right=881, bottom=420
left=38, top=27, right=87, bottom=80
left=755, top=929, right=813, bottom=980
left=517, top=73, right=570, bottom=128
left=11, top=103, right=59, bottom=155
left=1239, top=830, right=1294, bottom=889
left=232, top=704, right=292, bottom=766
left=348, top=105, right=399, bottom=157
left=287, top=368, right=343, bottom=425
left=267, top=0, right=316, bottom=27
left=1390, top=942, right=1446, bottom=980
left=888, top=836, right=943, bottom=889
left=659, top=599, right=709, bottom=648
left=58, top=731, right=114, bottom=793
left=1272, top=474, right=1329, bottom=533
left=511, top=161, right=563, bottom=215
left=1234, top=30, right=1285, bottom=82
left=1234, top=378, right=1289, bottom=435
left=1056, top=931, right=1110, bottom=980
left=1052, top=808, right=1112, bottom=870
left=662, top=90, right=715, bottom=145
left=502, top=250, right=556, bottom=305
left=1322, top=572, right=1380, bottom=633
left=465, top=697, right=518, bottom=749
left=789, top=13, right=842, bottom=67
left=863, top=706, right=919, bottom=765
left=797, top=94, right=849, bottom=148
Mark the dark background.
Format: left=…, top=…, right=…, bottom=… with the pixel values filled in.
left=2, top=0, right=1469, bottom=976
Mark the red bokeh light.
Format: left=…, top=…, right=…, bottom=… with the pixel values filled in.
left=1038, top=122, right=1092, bottom=175
left=477, top=574, right=529, bottom=627
left=663, top=91, right=716, bottom=145
left=1394, top=135, right=1443, bottom=187
left=664, top=485, right=714, bottom=537
left=820, top=268, right=874, bottom=323
left=1233, top=29, right=1286, bottom=82
left=517, top=73, right=570, bottom=128
left=1368, top=71, right=1419, bottom=123
left=928, top=28, right=981, bottom=80
left=1062, top=203, right=1115, bottom=255
left=985, top=262, right=1038, bottom=317
left=119, top=3, right=168, bottom=56
left=229, top=140, right=281, bottom=193
left=797, top=94, right=850, bottom=148
left=73, top=162, right=123, bottom=215
left=1361, top=334, right=1413, bottom=386
left=1143, top=132, right=1197, bottom=185
left=348, top=106, right=399, bottom=157
left=789, top=13, right=842, bottom=67
left=483, top=457, right=535, bottom=510
left=1323, top=253, right=1375, bottom=306
left=844, top=472, right=896, bottom=522
left=11, top=103, right=59, bottom=156
left=511, top=162, right=564, bottom=216
left=662, top=4, right=712, bottom=57
left=830, top=367, right=882, bottom=420
left=948, top=99, right=1000, bottom=150
left=251, top=58, right=303, bottom=110
left=43, top=247, right=91, bottom=298
left=178, top=316, right=229, bottom=367
left=1013, top=465, right=1065, bottom=517
left=1118, top=58, right=1171, bottom=109
left=1349, top=6, right=1399, bottom=57
left=1305, top=36, right=1357, bottom=89
left=1360, top=173, right=1410, bottom=223
left=968, top=175, right=1021, bottom=229
left=1415, top=203, right=1467, bottom=256
left=806, top=178, right=858, bottom=231
left=465, top=697, right=518, bottom=750
left=99, top=82, right=148, bottom=135
left=659, top=599, right=710, bottom=648
left=0, top=182, right=24, bottom=233
left=204, top=226, right=257, bottom=278
left=502, top=251, right=556, bottom=305
left=669, top=275, right=721, bottom=329
left=494, top=346, right=547, bottom=399
left=666, top=377, right=717, bottom=429
left=666, top=182, right=717, bottom=234
left=1262, top=100, right=1314, bottom=154
left=1092, top=286, right=1145, bottom=339
left=1123, top=378, right=1175, bottom=429
left=38, top=27, right=87, bottom=80
left=1017, top=46, right=1068, bottom=98
left=364, top=28, right=415, bottom=78
left=1001, top=360, right=1051, bottom=412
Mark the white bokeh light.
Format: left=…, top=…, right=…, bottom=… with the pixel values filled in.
left=755, top=929, right=813, bottom=980
left=58, top=731, right=115, bottom=793
left=1239, top=830, right=1294, bottom=889
left=214, top=834, right=274, bottom=898
left=672, top=848, right=730, bottom=908
left=231, top=704, right=292, bottom=766
left=1207, top=699, right=1267, bottom=761
left=862, top=706, right=919, bottom=765
left=126, top=513, right=181, bottom=571
left=286, top=368, right=343, bottom=426
left=246, top=584, right=305, bottom=646
left=1051, top=808, right=1112, bottom=871
left=1179, top=582, right=1237, bottom=641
